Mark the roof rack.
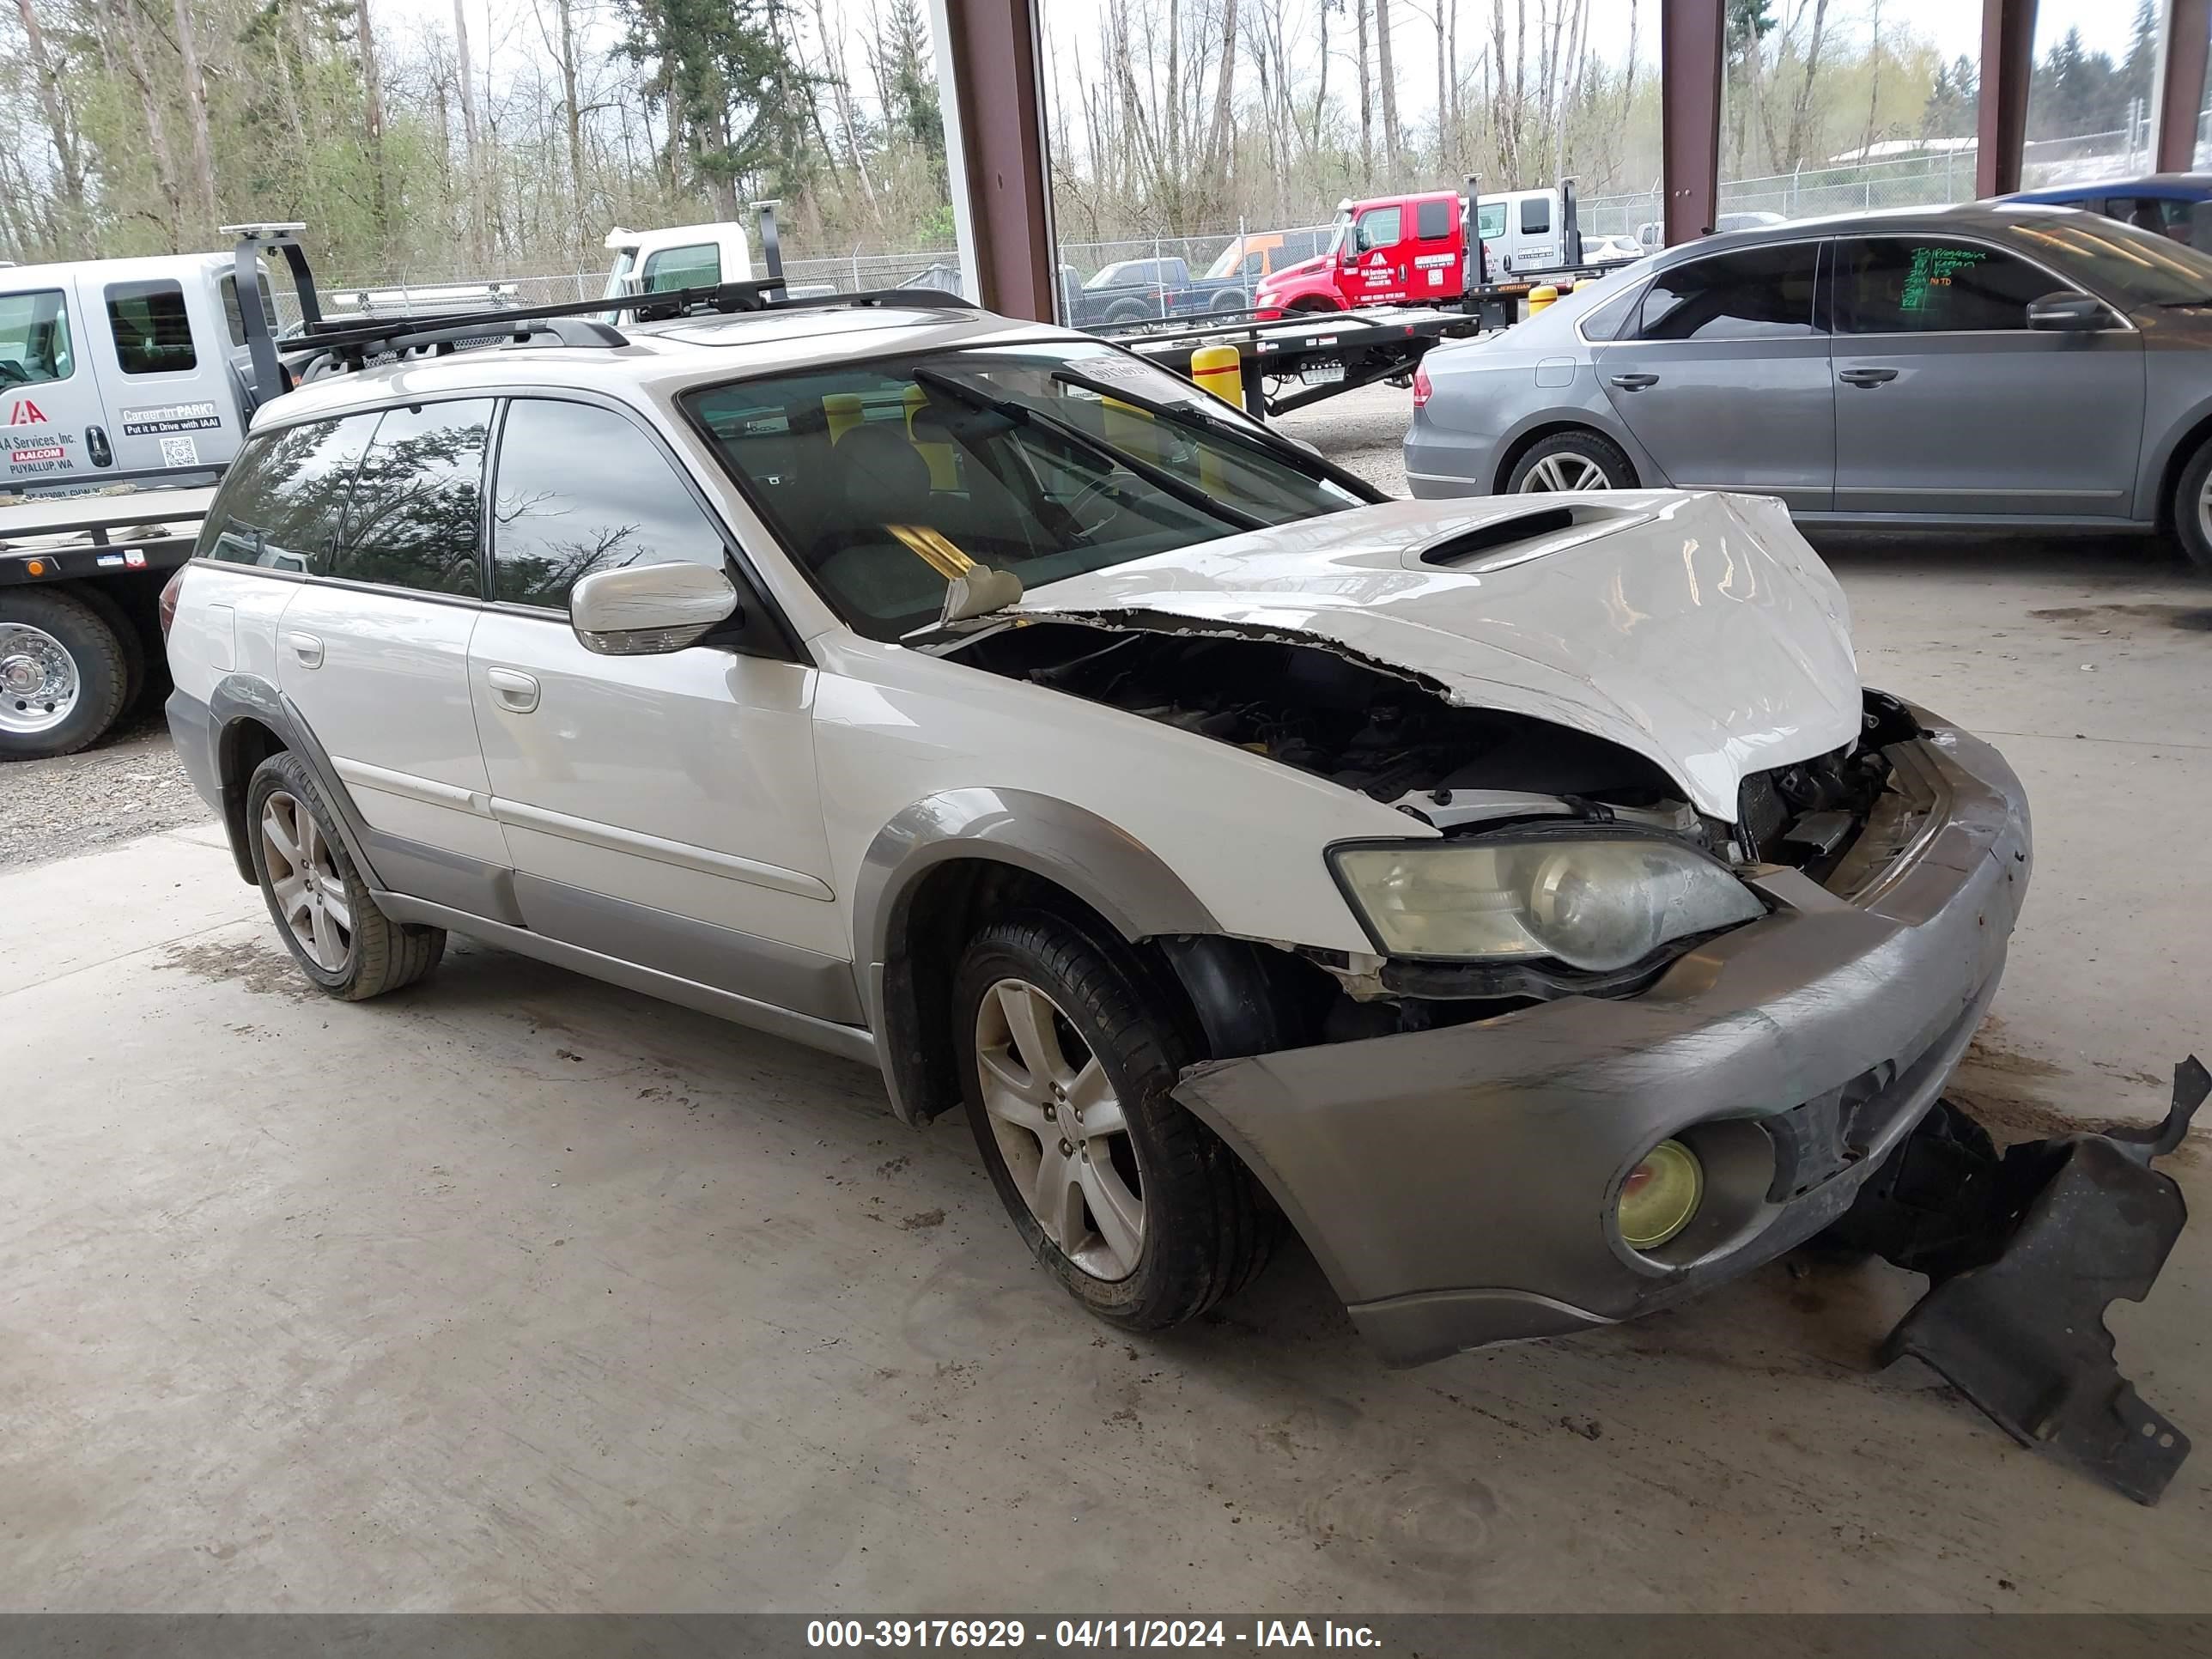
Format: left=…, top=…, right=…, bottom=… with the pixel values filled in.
left=280, top=276, right=979, bottom=377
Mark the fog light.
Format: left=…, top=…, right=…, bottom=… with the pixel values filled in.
left=1619, top=1139, right=1703, bottom=1249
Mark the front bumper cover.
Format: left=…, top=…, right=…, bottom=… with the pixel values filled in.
left=1173, top=718, right=2033, bottom=1367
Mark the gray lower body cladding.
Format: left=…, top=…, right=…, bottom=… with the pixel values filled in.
left=1173, top=720, right=2033, bottom=1367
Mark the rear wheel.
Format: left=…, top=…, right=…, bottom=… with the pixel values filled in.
left=2171, top=438, right=2212, bottom=571
left=954, top=912, right=1279, bottom=1330
left=246, top=751, right=446, bottom=1000
left=1101, top=299, right=1152, bottom=325
left=0, top=588, right=129, bottom=761
left=1506, top=429, right=1636, bottom=494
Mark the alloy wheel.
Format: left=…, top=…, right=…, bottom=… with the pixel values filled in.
left=0, top=623, right=79, bottom=736
left=2196, top=469, right=2212, bottom=555
left=1518, top=453, right=1613, bottom=492
left=974, top=976, right=1146, bottom=1281
left=259, top=791, right=353, bottom=972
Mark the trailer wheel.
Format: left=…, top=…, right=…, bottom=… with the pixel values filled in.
left=70, top=582, right=149, bottom=714
left=0, top=587, right=131, bottom=761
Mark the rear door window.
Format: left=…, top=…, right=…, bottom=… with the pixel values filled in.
left=220, top=271, right=280, bottom=348
left=331, top=400, right=492, bottom=595
left=0, top=289, right=75, bottom=386
left=202, top=414, right=380, bottom=573
left=1634, top=244, right=1821, bottom=340
left=1520, top=197, right=1552, bottom=234
left=491, top=399, right=729, bottom=609
left=1834, top=238, right=2062, bottom=334
left=1415, top=200, right=1452, bottom=240
left=106, top=280, right=197, bottom=374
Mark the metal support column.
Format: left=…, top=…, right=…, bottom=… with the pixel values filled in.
left=930, top=0, right=1058, bottom=323
left=2154, top=0, right=2212, bottom=173
left=1976, top=0, right=2038, bottom=198
left=1660, top=0, right=1724, bottom=247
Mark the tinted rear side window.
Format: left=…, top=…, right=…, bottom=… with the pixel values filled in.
left=332, top=400, right=491, bottom=595
left=1520, top=198, right=1551, bottom=234
left=1836, top=237, right=2079, bottom=333
left=492, top=400, right=728, bottom=608
left=106, top=281, right=197, bottom=374
left=202, top=415, right=380, bottom=573
left=1636, top=244, right=1820, bottom=340
left=1578, top=283, right=1644, bottom=342
left=1416, top=200, right=1451, bottom=240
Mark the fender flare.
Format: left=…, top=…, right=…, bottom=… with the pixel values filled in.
left=853, top=788, right=1219, bottom=1126
left=206, top=673, right=386, bottom=890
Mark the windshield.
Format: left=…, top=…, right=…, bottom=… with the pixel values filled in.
left=1324, top=210, right=1352, bottom=257
left=1203, top=240, right=1245, bottom=281
left=682, top=341, right=1367, bottom=641
left=2008, top=212, right=2212, bottom=304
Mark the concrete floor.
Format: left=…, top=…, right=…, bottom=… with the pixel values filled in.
left=5, top=390, right=2211, bottom=1612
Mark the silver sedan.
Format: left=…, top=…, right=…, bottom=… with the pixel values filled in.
left=1405, top=202, right=2212, bottom=568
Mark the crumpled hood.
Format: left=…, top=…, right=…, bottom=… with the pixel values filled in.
left=1005, top=492, right=1862, bottom=821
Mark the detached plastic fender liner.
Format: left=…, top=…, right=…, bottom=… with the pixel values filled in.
left=1875, top=1056, right=2210, bottom=1506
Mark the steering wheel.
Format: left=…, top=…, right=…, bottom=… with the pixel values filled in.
left=0, top=361, right=30, bottom=387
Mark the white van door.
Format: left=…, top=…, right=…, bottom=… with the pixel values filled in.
left=0, top=281, right=113, bottom=488
left=73, top=269, right=242, bottom=478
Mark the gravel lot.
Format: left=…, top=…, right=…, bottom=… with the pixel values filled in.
left=0, top=708, right=210, bottom=870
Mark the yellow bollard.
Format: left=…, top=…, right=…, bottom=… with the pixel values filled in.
left=1527, top=284, right=1560, bottom=315
left=1189, top=343, right=1246, bottom=411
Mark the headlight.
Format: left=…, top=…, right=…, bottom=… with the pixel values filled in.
left=1330, top=836, right=1765, bottom=972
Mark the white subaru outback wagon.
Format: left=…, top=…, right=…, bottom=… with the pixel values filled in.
left=163, top=290, right=2033, bottom=1366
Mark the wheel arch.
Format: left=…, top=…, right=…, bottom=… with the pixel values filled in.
left=2147, top=399, right=2212, bottom=529
left=206, top=674, right=383, bottom=890
left=854, top=790, right=1223, bottom=1127
left=1492, top=416, right=1643, bottom=494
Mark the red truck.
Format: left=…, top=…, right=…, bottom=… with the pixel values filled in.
left=1252, top=183, right=1589, bottom=318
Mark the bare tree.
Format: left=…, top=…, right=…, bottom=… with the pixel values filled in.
left=13, top=0, right=83, bottom=225
left=172, top=0, right=222, bottom=234
left=356, top=0, right=392, bottom=235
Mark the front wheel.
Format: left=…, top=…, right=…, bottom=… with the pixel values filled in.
left=246, top=751, right=447, bottom=1000
left=1506, top=429, right=1637, bottom=494
left=954, top=912, right=1279, bottom=1330
left=2171, top=439, right=2212, bottom=571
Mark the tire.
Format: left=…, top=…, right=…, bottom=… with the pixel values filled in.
left=1102, top=299, right=1152, bottom=325
left=0, top=587, right=130, bottom=761
left=71, top=583, right=148, bottom=714
left=954, top=911, right=1279, bottom=1331
left=245, top=750, right=446, bottom=1000
left=2171, top=438, right=2212, bottom=571
left=1505, top=428, right=1637, bottom=495
left=1209, top=289, right=1247, bottom=314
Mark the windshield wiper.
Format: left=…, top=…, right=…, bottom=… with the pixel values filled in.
left=909, top=367, right=1267, bottom=534
left=1048, top=368, right=1387, bottom=501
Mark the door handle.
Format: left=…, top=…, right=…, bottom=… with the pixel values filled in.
left=284, top=630, right=324, bottom=669
left=1608, top=373, right=1659, bottom=391
left=486, top=666, right=540, bottom=714
left=1838, top=367, right=1899, bottom=387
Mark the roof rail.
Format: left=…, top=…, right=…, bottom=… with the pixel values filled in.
left=283, top=276, right=979, bottom=376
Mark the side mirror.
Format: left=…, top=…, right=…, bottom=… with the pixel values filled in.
left=2027, top=291, right=2107, bottom=331
left=569, top=560, right=739, bottom=655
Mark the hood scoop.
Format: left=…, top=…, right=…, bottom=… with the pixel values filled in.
left=1416, top=501, right=1656, bottom=571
